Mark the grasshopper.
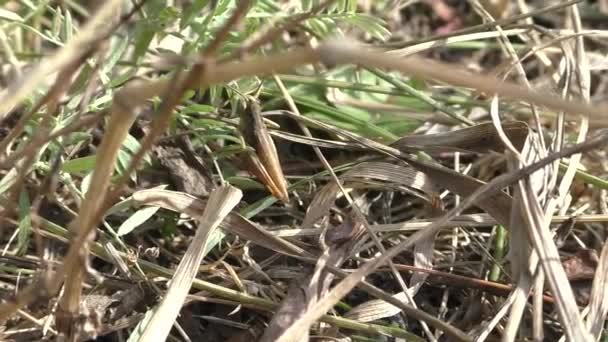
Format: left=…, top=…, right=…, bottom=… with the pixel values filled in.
left=238, top=99, right=289, bottom=203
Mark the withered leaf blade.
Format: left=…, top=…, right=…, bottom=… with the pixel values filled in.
left=586, top=240, right=608, bottom=339
left=345, top=291, right=410, bottom=323
left=406, top=157, right=513, bottom=227
left=239, top=100, right=289, bottom=202
left=302, top=161, right=436, bottom=229
left=391, top=121, right=529, bottom=154
left=137, top=185, right=243, bottom=342
left=131, top=189, right=306, bottom=256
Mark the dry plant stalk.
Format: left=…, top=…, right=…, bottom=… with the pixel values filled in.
left=586, top=240, right=608, bottom=338
left=137, top=185, right=242, bottom=341
left=54, top=93, right=140, bottom=337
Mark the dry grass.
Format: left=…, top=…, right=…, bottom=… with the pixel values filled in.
left=1, top=0, right=608, bottom=341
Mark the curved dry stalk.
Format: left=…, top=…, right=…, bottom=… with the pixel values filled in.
left=473, top=3, right=549, bottom=338
left=54, top=93, right=140, bottom=338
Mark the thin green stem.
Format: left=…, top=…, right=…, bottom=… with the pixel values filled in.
left=370, top=69, right=475, bottom=126
left=489, top=225, right=507, bottom=282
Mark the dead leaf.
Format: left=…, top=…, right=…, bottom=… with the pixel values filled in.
left=391, top=121, right=529, bottom=154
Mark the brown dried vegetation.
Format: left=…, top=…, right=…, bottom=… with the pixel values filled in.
left=1, top=1, right=608, bottom=341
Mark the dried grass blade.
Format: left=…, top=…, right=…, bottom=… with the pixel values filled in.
left=302, top=162, right=434, bottom=229
left=342, top=162, right=437, bottom=194
left=585, top=239, right=608, bottom=339
left=517, top=179, right=591, bottom=342
left=409, top=225, right=437, bottom=291
left=391, top=121, right=529, bottom=154
left=370, top=213, right=608, bottom=233
left=389, top=29, right=528, bottom=57
left=502, top=186, right=534, bottom=342
left=137, top=185, right=242, bottom=342
left=270, top=130, right=367, bottom=150
left=345, top=291, right=411, bottom=323
left=405, top=158, right=513, bottom=227
left=131, top=189, right=306, bottom=256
